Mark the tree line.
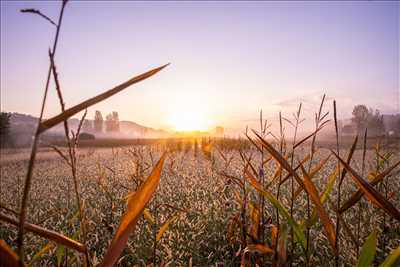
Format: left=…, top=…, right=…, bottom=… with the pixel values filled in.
left=349, top=104, right=399, bottom=136
left=0, top=110, right=121, bottom=148
left=1, top=105, right=399, bottom=148
left=82, top=110, right=120, bottom=133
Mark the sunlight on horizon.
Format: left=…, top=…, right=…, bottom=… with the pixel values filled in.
left=168, top=110, right=208, bottom=132
left=164, top=93, right=214, bottom=132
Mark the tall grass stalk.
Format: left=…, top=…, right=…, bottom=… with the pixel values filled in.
left=50, top=51, right=90, bottom=265
left=333, top=100, right=340, bottom=267
left=276, top=111, right=285, bottom=227
left=17, top=2, right=68, bottom=263
left=289, top=103, right=302, bottom=265
left=357, top=128, right=368, bottom=257
left=258, top=110, right=265, bottom=245
left=305, top=94, right=326, bottom=265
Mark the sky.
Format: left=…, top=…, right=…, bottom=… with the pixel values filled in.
left=1, top=1, right=399, bottom=134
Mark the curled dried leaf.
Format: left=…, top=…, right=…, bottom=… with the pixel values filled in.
left=99, top=153, right=167, bottom=267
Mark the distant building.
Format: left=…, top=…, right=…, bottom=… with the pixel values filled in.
left=382, top=114, right=400, bottom=135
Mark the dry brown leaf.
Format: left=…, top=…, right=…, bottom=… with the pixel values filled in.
left=99, top=153, right=167, bottom=267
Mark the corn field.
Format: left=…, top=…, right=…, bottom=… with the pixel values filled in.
left=1, top=1, right=399, bottom=266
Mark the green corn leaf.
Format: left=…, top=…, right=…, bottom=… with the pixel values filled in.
left=303, top=167, right=338, bottom=228
left=245, top=169, right=307, bottom=251
left=357, top=230, right=377, bottom=267
left=379, top=245, right=400, bottom=267
left=55, top=245, right=65, bottom=267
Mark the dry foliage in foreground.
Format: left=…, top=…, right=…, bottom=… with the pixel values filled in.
left=1, top=1, right=400, bottom=266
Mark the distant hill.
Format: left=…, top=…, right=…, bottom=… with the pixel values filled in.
left=119, top=120, right=168, bottom=137
left=8, top=112, right=169, bottom=146
left=49, top=117, right=168, bottom=138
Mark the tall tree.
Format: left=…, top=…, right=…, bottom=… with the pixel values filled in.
left=105, top=111, right=120, bottom=132
left=94, top=110, right=103, bottom=133
left=367, top=109, right=385, bottom=136
left=351, top=105, right=369, bottom=133
left=112, top=111, right=120, bottom=132
left=105, top=113, right=114, bottom=132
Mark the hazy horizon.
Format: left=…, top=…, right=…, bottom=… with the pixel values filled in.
left=1, top=1, right=399, bottom=134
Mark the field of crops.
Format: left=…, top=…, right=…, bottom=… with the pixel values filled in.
left=1, top=2, right=399, bottom=266
left=1, top=138, right=399, bottom=266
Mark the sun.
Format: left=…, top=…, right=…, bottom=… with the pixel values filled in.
left=164, top=90, right=214, bottom=132
left=168, top=110, right=208, bottom=132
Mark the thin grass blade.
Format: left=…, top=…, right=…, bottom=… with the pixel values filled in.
left=156, top=213, right=179, bottom=242
left=0, top=213, right=86, bottom=253
left=39, top=64, right=169, bottom=133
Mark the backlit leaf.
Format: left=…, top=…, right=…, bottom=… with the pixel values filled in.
left=156, top=213, right=179, bottom=242
left=332, top=151, right=400, bottom=222
left=339, top=160, right=400, bottom=214
left=99, top=153, right=167, bottom=267
left=357, top=230, right=377, bottom=267
left=379, top=245, right=400, bottom=267
left=300, top=165, right=337, bottom=255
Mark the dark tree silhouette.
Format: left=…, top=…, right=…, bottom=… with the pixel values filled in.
left=351, top=105, right=369, bottom=133
left=105, top=111, right=120, bottom=132
left=0, top=112, right=12, bottom=147
left=367, top=109, right=385, bottom=136
left=112, top=111, right=120, bottom=132
left=351, top=105, right=386, bottom=136
left=94, top=110, right=103, bottom=133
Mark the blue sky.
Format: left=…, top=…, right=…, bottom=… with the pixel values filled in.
left=1, top=1, right=399, bottom=132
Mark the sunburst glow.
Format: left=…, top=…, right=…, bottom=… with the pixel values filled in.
left=168, top=110, right=208, bottom=131
left=165, top=93, right=212, bottom=132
